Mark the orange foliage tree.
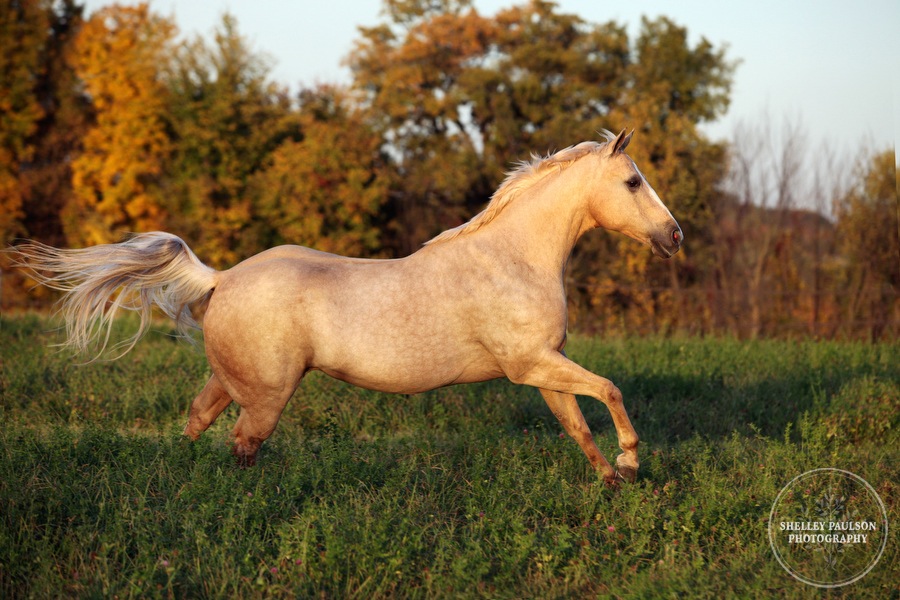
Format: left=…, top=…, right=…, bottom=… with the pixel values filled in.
left=348, top=1, right=498, bottom=254
left=19, top=0, right=89, bottom=248
left=0, top=0, right=47, bottom=244
left=66, top=3, right=175, bottom=246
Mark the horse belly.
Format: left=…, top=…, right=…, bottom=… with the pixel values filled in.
left=314, top=329, right=503, bottom=394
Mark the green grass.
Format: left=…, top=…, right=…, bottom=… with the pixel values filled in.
left=1, top=314, right=897, bottom=598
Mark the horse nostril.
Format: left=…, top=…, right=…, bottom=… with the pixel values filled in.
left=672, top=228, right=682, bottom=245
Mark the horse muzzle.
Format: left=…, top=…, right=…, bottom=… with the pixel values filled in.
left=650, top=224, right=683, bottom=258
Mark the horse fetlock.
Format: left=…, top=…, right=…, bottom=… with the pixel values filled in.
left=620, top=435, right=639, bottom=454
left=598, top=464, right=618, bottom=486
left=231, top=433, right=263, bottom=467
left=183, top=413, right=212, bottom=440
left=182, top=422, right=201, bottom=441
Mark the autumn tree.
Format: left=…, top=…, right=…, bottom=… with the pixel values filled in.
left=571, top=16, right=733, bottom=333
left=21, top=0, right=89, bottom=247
left=66, top=2, right=175, bottom=246
left=349, top=1, right=647, bottom=254
left=348, top=0, right=497, bottom=253
left=0, top=1, right=89, bottom=309
left=0, top=0, right=48, bottom=244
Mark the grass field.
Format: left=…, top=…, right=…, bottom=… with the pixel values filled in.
left=0, top=314, right=897, bottom=598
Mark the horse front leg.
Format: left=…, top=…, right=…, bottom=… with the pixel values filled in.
left=539, top=388, right=616, bottom=483
left=516, top=351, right=639, bottom=484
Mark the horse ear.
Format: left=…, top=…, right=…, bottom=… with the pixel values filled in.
left=610, top=129, right=633, bottom=155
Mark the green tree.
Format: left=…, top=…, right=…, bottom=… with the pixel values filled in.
left=484, top=2, right=629, bottom=158
left=165, top=13, right=295, bottom=266
left=249, top=86, right=388, bottom=257
left=349, top=1, right=638, bottom=253
left=834, top=149, right=899, bottom=340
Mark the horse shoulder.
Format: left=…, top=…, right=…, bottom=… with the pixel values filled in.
left=427, top=239, right=569, bottom=360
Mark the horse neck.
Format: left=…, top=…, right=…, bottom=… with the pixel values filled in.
left=478, top=166, right=596, bottom=276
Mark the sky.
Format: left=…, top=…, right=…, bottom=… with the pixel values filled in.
left=83, top=0, right=898, bottom=155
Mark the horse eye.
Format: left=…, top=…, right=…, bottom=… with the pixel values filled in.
left=626, top=176, right=641, bottom=191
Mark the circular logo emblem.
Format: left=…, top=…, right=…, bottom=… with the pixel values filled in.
left=768, top=468, right=888, bottom=588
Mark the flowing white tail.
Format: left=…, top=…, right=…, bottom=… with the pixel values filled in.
left=9, top=232, right=218, bottom=359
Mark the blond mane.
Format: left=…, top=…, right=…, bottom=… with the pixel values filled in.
left=425, top=131, right=618, bottom=246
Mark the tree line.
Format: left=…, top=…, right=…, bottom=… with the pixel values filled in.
left=1, top=0, right=897, bottom=340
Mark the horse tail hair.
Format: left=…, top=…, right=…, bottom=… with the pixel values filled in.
left=8, top=232, right=219, bottom=360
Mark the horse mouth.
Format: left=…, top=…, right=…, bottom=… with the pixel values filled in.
left=651, top=240, right=677, bottom=258
left=650, top=225, right=683, bottom=258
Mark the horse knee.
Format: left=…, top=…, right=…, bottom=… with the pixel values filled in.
left=601, top=382, right=623, bottom=407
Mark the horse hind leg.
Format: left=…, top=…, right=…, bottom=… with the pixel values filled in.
left=183, top=370, right=298, bottom=467
left=230, top=392, right=296, bottom=467
left=184, top=374, right=234, bottom=440
left=223, top=369, right=305, bottom=466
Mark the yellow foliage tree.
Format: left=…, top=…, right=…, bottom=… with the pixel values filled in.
left=66, top=3, right=175, bottom=246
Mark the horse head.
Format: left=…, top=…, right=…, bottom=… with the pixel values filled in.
left=586, top=130, right=683, bottom=258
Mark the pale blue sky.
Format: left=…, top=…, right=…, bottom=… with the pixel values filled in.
left=84, top=0, right=898, bottom=154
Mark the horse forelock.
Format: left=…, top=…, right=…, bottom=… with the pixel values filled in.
left=425, top=136, right=616, bottom=245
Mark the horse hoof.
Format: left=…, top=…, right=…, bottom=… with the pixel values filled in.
left=232, top=446, right=258, bottom=468
left=597, top=467, right=620, bottom=488
left=615, top=456, right=638, bottom=483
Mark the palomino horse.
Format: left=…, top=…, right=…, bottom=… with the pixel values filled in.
left=11, top=129, right=682, bottom=485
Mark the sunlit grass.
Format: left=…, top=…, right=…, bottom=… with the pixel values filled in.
left=1, top=315, right=897, bottom=598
